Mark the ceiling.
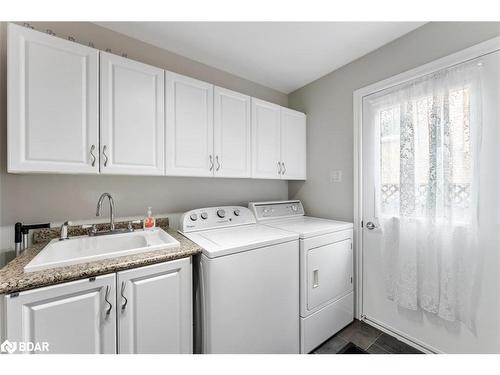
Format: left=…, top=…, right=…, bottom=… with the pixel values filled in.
left=96, top=22, right=425, bottom=94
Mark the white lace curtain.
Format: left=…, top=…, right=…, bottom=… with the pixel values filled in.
left=369, top=61, right=483, bottom=328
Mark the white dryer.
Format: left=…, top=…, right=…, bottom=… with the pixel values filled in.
left=179, top=206, right=300, bottom=354
left=249, top=200, right=354, bottom=353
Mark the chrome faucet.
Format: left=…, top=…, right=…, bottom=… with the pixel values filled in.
left=96, top=193, right=115, bottom=231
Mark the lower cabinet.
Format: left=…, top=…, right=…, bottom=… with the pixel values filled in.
left=117, top=258, right=192, bottom=354
left=4, top=274, right=116, bottom=354
left=3, top=258, right=192, bottom=354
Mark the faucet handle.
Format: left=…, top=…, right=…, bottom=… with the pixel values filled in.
left=59, top=221, right=72, bottom=241
left=127, top=220, right=141, bottom=232
left=82, top=224, right=98, bottom=236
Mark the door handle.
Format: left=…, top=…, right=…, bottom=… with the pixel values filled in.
left=313, top=269, right=319, bottom=288
left=102, top=145, right=109, bottom=167
left=366, top=221, right=376, bottom=230
left=277, top=161, right=282, bottom=175
left=215, top=155, right=221, bottom=171
left=120, top=281, right=128, bottom=311
left=104, top=285, right=112, bottom=316
left=281, top=162, right=286, bottom=175
left=209, top=155, right=214, bottom=171
left=90, top=144, right=96, bottom=167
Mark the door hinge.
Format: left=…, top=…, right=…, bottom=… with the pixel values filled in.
left=10, top=292, right=19, bottom=298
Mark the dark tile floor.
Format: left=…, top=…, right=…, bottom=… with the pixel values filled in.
left=312, top=319, right=423, bottom=354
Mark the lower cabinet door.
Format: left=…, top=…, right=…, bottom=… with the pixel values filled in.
left=4, top=274, right=116, bottom=354
left=117, top=258, right=193, bottom=354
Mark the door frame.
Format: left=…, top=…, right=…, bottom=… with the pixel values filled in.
left=352, top=36, right=500, bottom=348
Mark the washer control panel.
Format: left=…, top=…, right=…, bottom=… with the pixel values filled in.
left=249, top=200, right=305, bottom=221
left=180, top=206, right=256, bottom=232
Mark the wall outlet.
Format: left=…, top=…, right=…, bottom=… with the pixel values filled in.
left=330, top=170, right=342, bottom=183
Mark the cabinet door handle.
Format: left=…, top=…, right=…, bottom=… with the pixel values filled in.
left=120, top=281, right=128, bottom=311
left=277, top=161, right=282, bottom=175
left=209, top=155, right=214, bottom=171
left=215, top=155, right=221, bottom=171
left=282, top=162, right=286, bottom=175
left=104, top=285, right=112, bottom=316
left=90, top=145, right=96, bottom=167
left=102, top=145, right=109, bottom=167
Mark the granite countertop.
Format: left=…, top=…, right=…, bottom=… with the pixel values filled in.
left=0, top=219, right=202, bottom=295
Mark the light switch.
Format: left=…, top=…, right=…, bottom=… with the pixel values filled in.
left=330, top=170, right=342, bottom=183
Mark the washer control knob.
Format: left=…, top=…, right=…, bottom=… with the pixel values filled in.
left=291, top=204, right=298, bottom=212
left=201, top=212, right=208, bottom=220
left=233, top=209, right=241, bottom=216
left=190, top=213, right=198, bottom=221
left=263, top=208, right=272, bottom=216
left=217, top=209, right=226, bottom=218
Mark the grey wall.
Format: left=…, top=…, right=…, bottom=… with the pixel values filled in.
left=0, top=22, right=288, bottom=262
left=288, top=22, right=500, bottom=221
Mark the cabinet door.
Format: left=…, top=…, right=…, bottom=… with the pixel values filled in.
left=214, top=87, right=251, bottom=178
left=165, top=72, right=214, bottom=176
left=4, top=274, right=116, bottom=354
left=100, top=52, right=165, bottom=175
left=7, top=23, right=99, bottom=174
left=251, top=98, right=282, bottom=179
left=117, top=258, right=192, bottom=354
left=281, top=108, right=307, bottom=180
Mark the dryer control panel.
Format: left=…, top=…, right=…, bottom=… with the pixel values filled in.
left=180, top=206, right=256, bottom=232
left=249, top=200, right=305, bottom=221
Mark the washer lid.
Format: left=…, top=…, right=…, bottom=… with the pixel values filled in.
left=180, top=224, right=298, bottom=258
left=262, top=216, right=353, bottom=239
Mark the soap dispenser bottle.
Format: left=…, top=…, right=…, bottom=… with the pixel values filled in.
left=143, top=206, right=156, bottom=230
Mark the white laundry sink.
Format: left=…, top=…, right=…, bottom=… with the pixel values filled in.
left=24, top=228, right=180, bottom=273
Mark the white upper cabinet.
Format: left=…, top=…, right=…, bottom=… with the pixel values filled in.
left=7, top=23, right=99, bottom=174
left=214, top=87, right=251, bottom=178
left=281, top=108, right=307, bottom=180
left=4, top=274, right=116, bottom=354
left=7, top=24, right=306, bottom=180
left=165, top=72, right=214, bottom=176
left=251, top=99, right=307, bottom=180
left=100, top=52, right=165, bottom=175
left=251, top=98, right=282, bottom=179
left=117, top=258, right=192, bottom=354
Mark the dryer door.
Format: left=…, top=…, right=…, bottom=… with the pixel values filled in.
left=306, top=237, right=352, bottom=311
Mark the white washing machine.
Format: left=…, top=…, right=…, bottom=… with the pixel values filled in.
left=179, top=206, right=300, bottom=354
left=249, top=200, right=354, bottom=353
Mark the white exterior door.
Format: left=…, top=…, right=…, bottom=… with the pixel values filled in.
left=100, top=52, right=165, bottom=175
left=251, top=98, right=282, bottom=179
left=213, top=87, right=251, bottom=178
left=281, top=108, right=306, bottom=180
left=360, top=50, right=500, bottom=353
left=165, top=72, right=214, bottom=176
left=117, top=258, right=192, bottom=354
left=4, top=274, right=116, bottom=354
left=7, top=23, right=99, bottom=174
